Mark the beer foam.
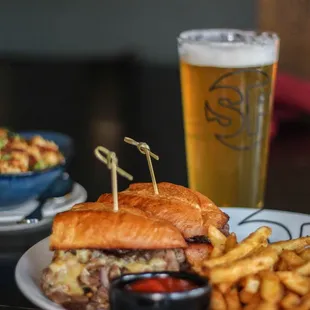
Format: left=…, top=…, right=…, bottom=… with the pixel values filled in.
left=178, top=29, right=279, bottom=68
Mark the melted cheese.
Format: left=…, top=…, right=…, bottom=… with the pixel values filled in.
left=47, top=250, right=173, bottom=296
left=125, top=262, right=151, bottom=273
left=49, top=257, right=84, bottom=295
left=149, top=258, right=167, bottom=270
left=76, top=249, right=92, bottom=263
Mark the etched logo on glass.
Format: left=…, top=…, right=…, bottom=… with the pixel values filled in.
left=204, top=69, right=270, bottom=151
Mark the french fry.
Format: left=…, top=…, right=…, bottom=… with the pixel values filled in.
left=224, top=288, right=241, bottom=310
left=280, top=292, right=301, bottom=309
left=300, top=292, right=310, bottom=308
left=192, top=263, right=209, bottom=278
left=197, top=225, right=310, bottom=309
left=277, top=271, right=310, bottom=296
left=203, top=226, right=271, bottom=269
left=239, top=277, right=247, bottom=287
left=225, top=233, right=237, bottom=253
left=239, top=290, right=261, bottom=304
left=295, top=261, right=310, bottom=276
left=271, top=236, right=310, bottom=254
left=208, top=225, right=227, bottom=248
left=243, top=300, right=261, bottom=310
left=255, top=301, right=279, bottom=310
left=217, top=282, right=234, bottom=294
left=211, top=247, right=225, bottom=258
left=211, top=288, right=227, bottom=310
left=260, top=270, right=284, bottom=303
left=209, top=247, right=279, bottom=284
left=243, top=275, right=260, bottom=293
left=299, top=248, right=310, bottom=261
left=275, top=258, right=288, bottom=271
left=209, top=225, right=227, bottom=258
left=287, top=306, right=309, bottom=310
left=280, top=250, right=305, bottom=269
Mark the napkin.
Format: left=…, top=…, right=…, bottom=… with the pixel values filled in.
left=271, top=73, right=309, bottom=139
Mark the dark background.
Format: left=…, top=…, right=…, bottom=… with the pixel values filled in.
left=0, top=0, right=256, bottom=201
left=0, top=0, right=309, bottom=209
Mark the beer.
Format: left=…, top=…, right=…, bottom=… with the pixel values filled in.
left=178, top=30, right=279, bottom=208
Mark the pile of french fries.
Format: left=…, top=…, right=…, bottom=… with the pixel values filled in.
left=195, top=226, right=310, bottom=310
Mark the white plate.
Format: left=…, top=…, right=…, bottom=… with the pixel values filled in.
left=0, top=183, right=87, bottom=233
left=15, top=208, right=310, bottom=310
left=221, top=208, right=310, bottom=242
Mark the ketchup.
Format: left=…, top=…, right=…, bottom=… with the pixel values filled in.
left=126, top=277, right=199, bottom=293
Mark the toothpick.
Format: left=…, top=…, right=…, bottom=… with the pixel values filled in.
left=124, top=137, right=159, bottom=195
left=94, top=146, right=133, bottom=212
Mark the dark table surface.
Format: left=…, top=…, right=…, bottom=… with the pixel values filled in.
left=0, top=57, right=309, bottom=309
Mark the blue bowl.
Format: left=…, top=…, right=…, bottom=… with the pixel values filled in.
left=0, top=131, right=74, bottom=207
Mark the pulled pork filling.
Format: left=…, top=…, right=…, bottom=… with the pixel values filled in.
left=41, top=248, right=188, bottom=310
left=186, top=235, right=211, bottom=244
left=185, top=224, right=230, bottom=244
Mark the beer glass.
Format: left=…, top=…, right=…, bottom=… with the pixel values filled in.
left=178, top=29, right=280, bottom=208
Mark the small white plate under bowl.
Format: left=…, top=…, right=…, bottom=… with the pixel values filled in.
left=15, top=208, right=310, bottom=310
left=0, top=182, right=87, bottom=233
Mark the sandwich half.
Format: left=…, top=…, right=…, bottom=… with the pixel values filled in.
left=97, top=182, right=230, bottom=265
left=41, top=202, right=187, bottom=310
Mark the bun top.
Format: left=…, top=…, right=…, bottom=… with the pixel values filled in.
left=50, top=202, right=187, bottom=250
left=97, top=182, right=229, bottom=239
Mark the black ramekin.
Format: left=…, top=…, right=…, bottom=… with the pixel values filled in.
left=109, top=271, right=211, bottom=310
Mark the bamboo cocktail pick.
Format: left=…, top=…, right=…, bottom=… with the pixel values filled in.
left=94, top=146, right=133, bottom=212
left=124, top=137, right=159, bottom=195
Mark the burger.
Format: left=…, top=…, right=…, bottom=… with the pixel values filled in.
left=97, top=182, right=230, bottom=265
left=41, top=203, right=188, bottom=310
left=41, top=182, right=229, bottom=309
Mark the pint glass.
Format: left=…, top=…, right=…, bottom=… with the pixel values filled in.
left=178, top=29, right=280, bottom=208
